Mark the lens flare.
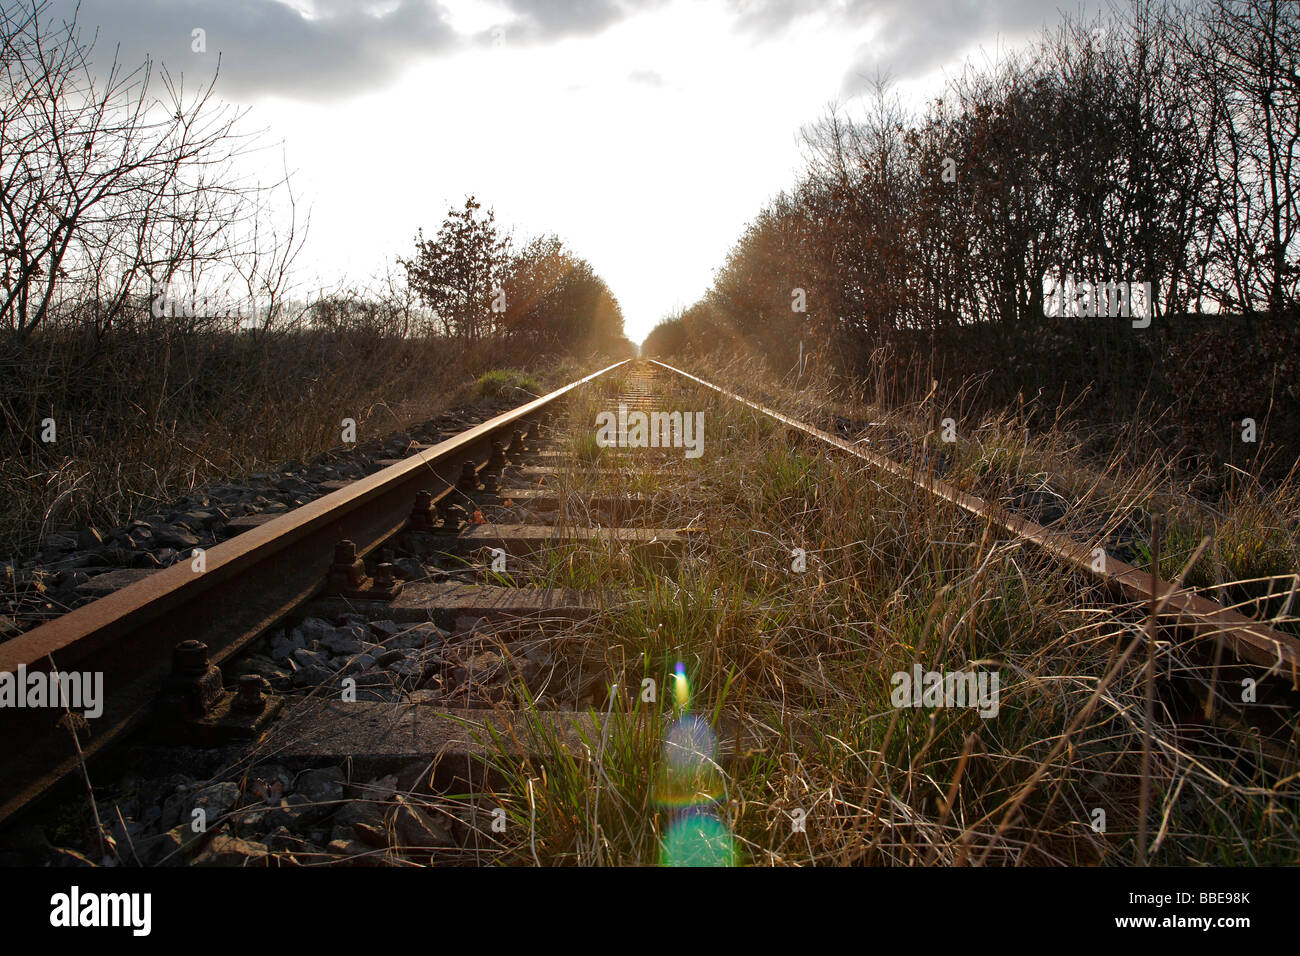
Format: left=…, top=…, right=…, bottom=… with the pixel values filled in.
left=661, top=807, right=736, bottom=867
left=653, top=713, right=723, bottom=808
left=653, top=662, right=737, bottom=865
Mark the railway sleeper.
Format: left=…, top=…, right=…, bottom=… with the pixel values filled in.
left=435, top=523, right=687, bottom=560
left=304, top=580, right=606, bottom=629
left=260, top=697, right=802, bottom=793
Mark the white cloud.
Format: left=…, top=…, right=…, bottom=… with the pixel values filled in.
left=38, top=0, right=1093, bottom=342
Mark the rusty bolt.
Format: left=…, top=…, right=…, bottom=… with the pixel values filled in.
left=327, top=538, right=368, bottom=592
left=233, top=674, right=267, bottom=714
left=458, top=460, right=479, bottom=491
left=488, top=441, right=506, bottom=471
left=410, top=491, right=437, bottom=531
left=172, top=639, right=210, bottom=676
left=374, top=563, right=396, bottom=588
left=163, top=639, right=223, bottom=717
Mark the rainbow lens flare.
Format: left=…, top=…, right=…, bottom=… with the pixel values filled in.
left=654, top=661, right=737, bottom=866
left=674, top=660, right=690, bottom=712
left=662, top=807, right=736, bottom=867
left=653, top=713, right=723, bottom=808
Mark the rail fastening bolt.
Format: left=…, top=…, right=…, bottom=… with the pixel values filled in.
left=234, top=674, right=267, bottom=713
left=172, top=639, right=209, bottom=676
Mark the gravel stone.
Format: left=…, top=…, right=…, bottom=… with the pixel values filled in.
left=294, top=617, right=335, bottom=647
left=292, top=663, right=332, bottom=687
left=194, top=834, right=269, bottom=866
left=295, top=767, right=345, bottom=808
left=389, top=797, right=454, bottom=850
left=269, top=630, right=306, bottom=662
left=292, top=647, right=330, bottom=670
left=319, top=623, right=365, bottom=656
left=266, top=793, right=316, bottom=831
left=150, top=525, right=200, bottom=549
left=40, top=533, right=78, bottom=553
left=337, top=651, right=376, bottom=674
left=192, top=781, right=241, bottom=820
left=263, top=827, right=314, bottom=854
left=383, top=622, right=447, bottom=651
left=175, top=510, right=215, bottom=530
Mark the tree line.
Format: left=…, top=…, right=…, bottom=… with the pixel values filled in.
left=0, top=0, right=631, bottom=359
left=394, top=196, right=631, bottom=355
left=645, top=0, right=1300, bottom=376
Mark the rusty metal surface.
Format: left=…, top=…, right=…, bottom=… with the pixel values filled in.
left=0, top=359, right=630, bottom=824
left=652, top=359, right=1300, bottom=680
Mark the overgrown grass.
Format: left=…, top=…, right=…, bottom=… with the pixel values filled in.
left=0, top=333, right=569, bottom=556
left=468, top=360, right=1300, bottom=866
left=476, top=368, right=543, bottom=399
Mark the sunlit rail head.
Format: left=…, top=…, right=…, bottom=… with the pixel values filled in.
left=655, top=661, right=737, bottom=866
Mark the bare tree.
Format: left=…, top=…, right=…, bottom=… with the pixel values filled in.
left=0, top=0, right=285, bottom=339
left=1190, top=0, right=1300, bottom=313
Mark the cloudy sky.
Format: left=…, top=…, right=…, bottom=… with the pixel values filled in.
left=54, top=0, right=1100, bottom=343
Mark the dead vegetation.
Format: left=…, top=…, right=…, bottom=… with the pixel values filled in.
left=469, top=361, right=1299, bottom=866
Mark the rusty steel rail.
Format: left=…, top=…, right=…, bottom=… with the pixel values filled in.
left=0, top=359, right=631, bottom=825
left=652, top=359, right=1300, bottom=682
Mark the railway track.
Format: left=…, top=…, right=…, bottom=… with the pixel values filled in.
left=1, top=359, right=1297, bottom=866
